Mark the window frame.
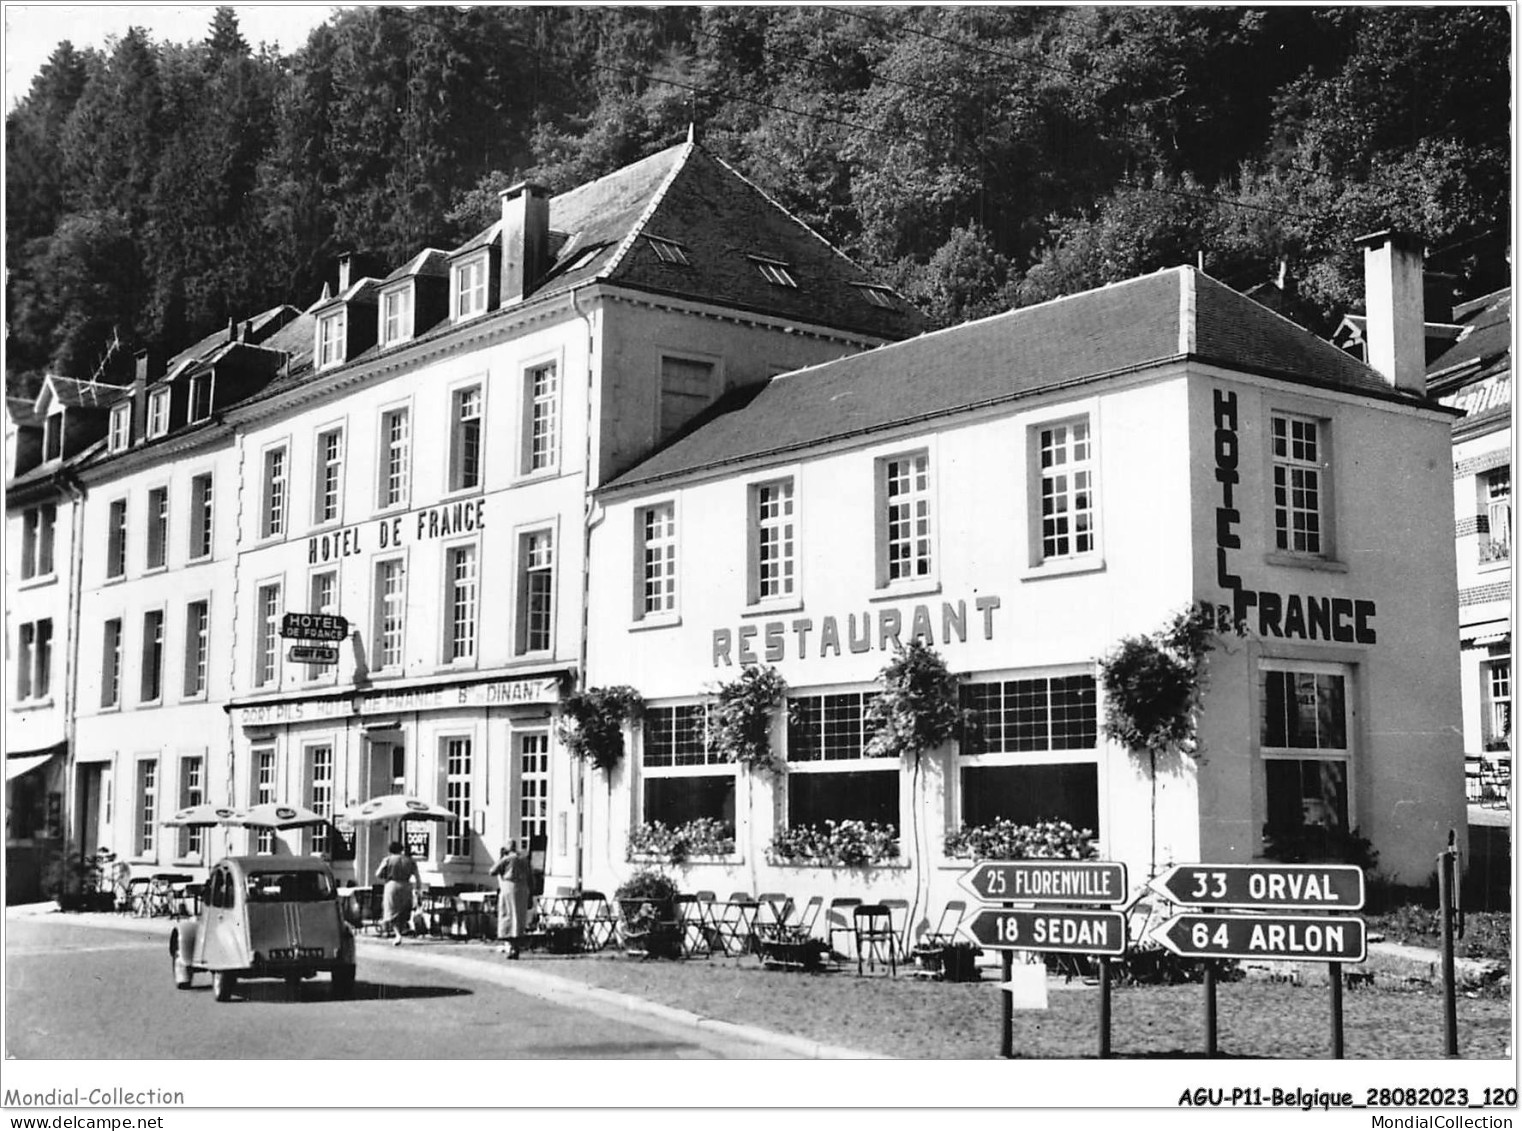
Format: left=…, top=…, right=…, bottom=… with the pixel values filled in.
left=1258, top=658, right=1355, bottom=840
left=441, top=540, right=480, bottom=665
left=376, top=404, right=412, bottom=511
left=188, top=372, right=213, bottom=424
left=145, top=484, right=170, bottom=571
left=440, top=733, right=474, bottom=860
left=15, top=619, right=53, bottom=702
left=188, top=472, right=214, bottom=561
left=260, top=443, right=289, bottom=541
left=1485, top=657, right=1511, bottom=747
left=146, top=388, right=170, bottom=439
left=748, top=475, right=799, bottom=607
left=43, top=412, right=62, bottom=461
left=178, top=754, right=204, bottom=860
left=783, top=690, right=900, bottom=841
left=305, top=741, right=335, bottom=856
left=452, top=252, right=490, bottom=322
left=100, top=617, right=123, bottom=709
left=875, top=448, right=937, bottom=592
left=312, top=424, right=346, bottom=527
left=1481, top=466, right=1511, bottom=566
left=135, top=758, right=158, bottom=859
left=1266, top=407, right=1336, bottom=564
left=956, top=668, right=1103, bottom=844
left=371, top=555, right=408, bottom=674
left=20, top=503, right=56, bottom=581
left=646, top=236, right=690, bottom=266
left=446, top=381, right=485, bottom=495
left=106, top=497, right=128, bottom=580
left=514, top=524, right=556, bottom=656
left=638, top=703, right=737, bottom=840
left=251, top=746, right=277, bottom=854
left=656, top=352, right=720, bottom=447
left=380, top=283, right=415, bottom=348
left=305, top=567, right=340, bottom=685
left=748, top=255, right=798, bottom=287
left=108, top=403, right=130, bottom=452
left=634, top=500, right=679, bottom=624
left=139, top=608, right=165, bottom=705
left=253, top=580, right=283, bottom=689
left=316, top=307, right=347, bottom=370
left=182, top=598, right=211, bottom=700
left=520, top=357, right=561, bottom=477
left=516, top=731, right=551, bottom=844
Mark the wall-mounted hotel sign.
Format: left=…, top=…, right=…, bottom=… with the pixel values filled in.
left=233, top=676, right=562, bottom=728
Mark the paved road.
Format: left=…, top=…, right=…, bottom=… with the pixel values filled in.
left=4, top=916, right=785, bottom=1059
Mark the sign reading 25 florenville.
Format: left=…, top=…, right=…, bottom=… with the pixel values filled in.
left=958, top=860, right=1128, bottom=905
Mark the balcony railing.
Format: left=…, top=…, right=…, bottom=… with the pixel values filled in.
left=1478, top=539, right=1511, bottom=565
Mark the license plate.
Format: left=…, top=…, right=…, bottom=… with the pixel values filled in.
left=270, top=947, right=323, bottom=960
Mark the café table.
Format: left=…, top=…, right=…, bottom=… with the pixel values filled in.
left=455, top=890, right=495, bottom=939
left=713, top=899, right=760, bottom=956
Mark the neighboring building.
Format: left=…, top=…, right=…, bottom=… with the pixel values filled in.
left=1429, top=288, right=1512, bottom=779
left=584, top=233, right=1465, bottom=918
left=59, top=136, right=913, bottom=895
left=5, top=375, right=124, bottom=900
left=69, top=310, right=302, bottom=877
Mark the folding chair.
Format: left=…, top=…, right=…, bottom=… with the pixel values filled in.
left=578, top=890, right=618, bottom=951
left=881, top=897, right=911, bottom=960
left=785, top=895, right=823, bottom=940
left=675, top=894, right=713, bottom=958
left=853, top=903, right=897, bottom=976
left=754, top=892, right=793, bottom=943
left=919, top=899, right=967, bottom=949
left=825, top=897, right=861, bottom=960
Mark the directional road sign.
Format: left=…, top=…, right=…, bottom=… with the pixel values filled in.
left=966, top=907, right=1129, bottom=956
left=1148, top=863, right=1365, bottom=911
left=958, top=860, right=1128, bottom=905
left=1150, top=913, right=1366, bottom=963
left=288, top=644, right=339, bottom=665
left=281, top=612, right=350, bottom=642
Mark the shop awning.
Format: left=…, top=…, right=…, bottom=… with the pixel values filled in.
left=1462, top=631, right=1511, bottom=648
left=5, top=742, right=64, bottom=782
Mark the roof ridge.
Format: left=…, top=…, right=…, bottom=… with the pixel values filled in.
left=772, top=267, right=1178, bottom=385
left=598, top=139, right=697, bottom=278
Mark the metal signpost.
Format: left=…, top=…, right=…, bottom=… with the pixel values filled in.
left=1147, top=862, right=1367, bottom=1058
left=960, top=859, right=1130, bottom=1059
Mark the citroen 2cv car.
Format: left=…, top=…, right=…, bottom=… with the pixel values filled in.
left=170, top=855, right=356, bottom=1001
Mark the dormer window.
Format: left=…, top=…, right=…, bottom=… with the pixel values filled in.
left=146, top=388, right=170, bottom=438
left=454, top=254, right=489, bottom=321
left=317, top=309, right=347, bottom=370
left=381, top=285, right=414, bottom=347
left=750, top=256, right=797, bottom=288
left=43, top=413, right=63, bottom=460
left=188, top=373, right=213, bottom=423
left=109, top=404, right=130, bottom=452
left=646, top=237, right=689, bottom=266
left=855, top=284, right=895, bottom=309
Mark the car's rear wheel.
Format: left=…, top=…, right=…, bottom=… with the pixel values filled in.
left=332, top=964, right=356, bottom=998
left=212, top=970, right=236, bottom=1002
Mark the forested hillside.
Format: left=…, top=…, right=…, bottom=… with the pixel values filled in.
left=5, top=5, right=1510, bottom=394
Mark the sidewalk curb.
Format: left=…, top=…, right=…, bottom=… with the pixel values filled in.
left=6, top=905, right=882, bottom=1059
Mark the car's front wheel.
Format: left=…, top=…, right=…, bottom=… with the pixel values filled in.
left=212, top=970, right=237, bottom=1002
left=332, top=964, right=356, bottom=998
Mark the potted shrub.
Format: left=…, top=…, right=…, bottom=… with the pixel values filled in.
left=614, top=869, right=682, bottom=959
left=913, top=938, right=983, bottom=982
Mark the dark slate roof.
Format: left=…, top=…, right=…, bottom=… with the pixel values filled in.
left=382, top=249, right=449, bottom=284
left=247, top=141, right=922, bottom=405
left=1428, top=288, right=1510, bottom=382
left=606, top=266, right=1430, bottom=492
left=44, top=375, right=132, bottom=411
left=7, top=396, right=40, bottom=428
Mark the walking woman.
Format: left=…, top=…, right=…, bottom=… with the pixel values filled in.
left=490, top=842, right=532, bottom=958
left=376, top=840, right=421, bottom=945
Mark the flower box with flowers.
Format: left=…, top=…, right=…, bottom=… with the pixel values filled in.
left=626, top=818, right=736, bottom=866
left=942, top=819, right=1097, bottom=862
left=765, top=820, right=901, bottom=868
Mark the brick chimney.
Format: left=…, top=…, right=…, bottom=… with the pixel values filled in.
left=500, top=182, right=550, bottom=305
left=1356, top=230, right=1427, bottom=396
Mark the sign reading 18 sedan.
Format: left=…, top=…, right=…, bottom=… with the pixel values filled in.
left=1149, top=863, right=1365, bottom=911
left=958, top=860, right=1128, bottom=905
left=967, top=908, right=1129, bottom=956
